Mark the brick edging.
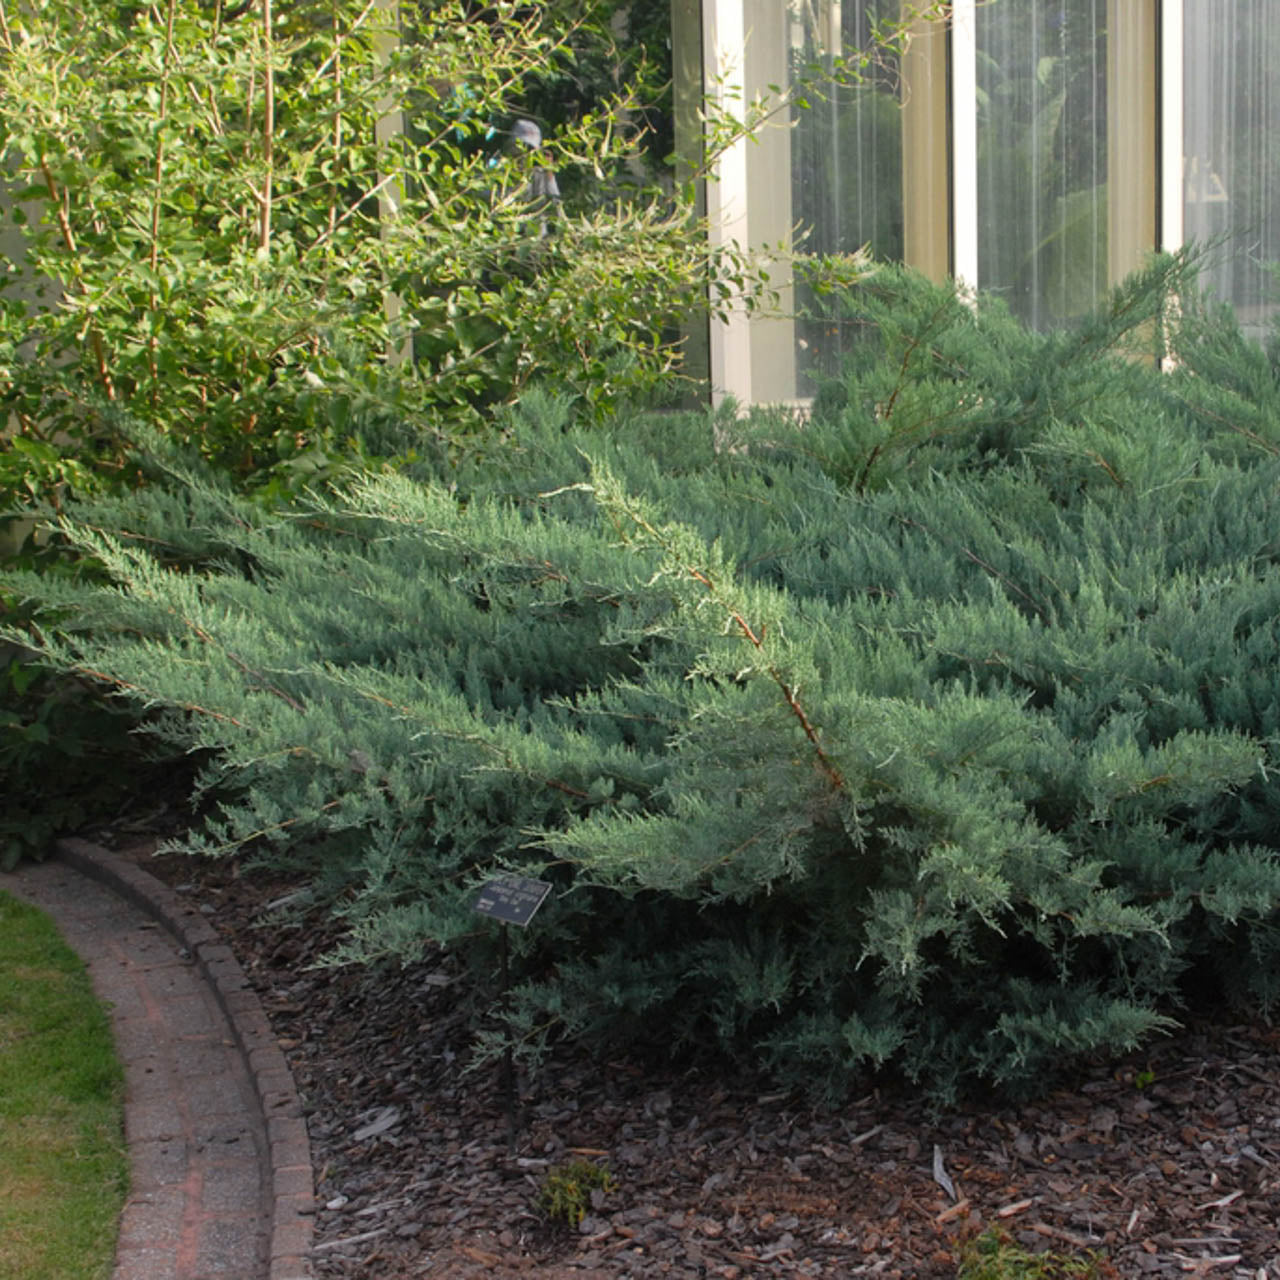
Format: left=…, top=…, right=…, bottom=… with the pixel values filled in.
left=54, top=837, right=314, bottom=1280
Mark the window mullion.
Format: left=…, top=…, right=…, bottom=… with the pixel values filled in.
left=1107, top=0, right=1159, bottom=287
left=901, top=9, right=950, bottom=282
left=702, top=0, right=753, bottom=406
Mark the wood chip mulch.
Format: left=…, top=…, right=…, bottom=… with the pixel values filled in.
left=114, top=836, right=1280, bottom=1280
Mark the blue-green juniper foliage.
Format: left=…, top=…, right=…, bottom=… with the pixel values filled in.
left=9, top=257, right=1280, bottom=1101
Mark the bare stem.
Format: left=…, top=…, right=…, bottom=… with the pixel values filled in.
left=40, top=159, right=115, bottom=401
left=329, top=6, right=343, bottom=243
left=148, top=0, right=179, bottom=398
left=241, top=2, right=256, bottom=234
left=259, top=0, right=274, bottom=254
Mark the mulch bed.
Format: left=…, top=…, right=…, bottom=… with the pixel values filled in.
left=106, top=831, right=1280, bottom=1280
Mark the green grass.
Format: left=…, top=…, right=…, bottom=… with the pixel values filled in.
left=0, top=890, right=128, bottom=1280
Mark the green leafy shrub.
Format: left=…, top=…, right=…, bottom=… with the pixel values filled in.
left=8, top=260, right=1280, bottom=1101
left=0, top=0, right=946, bottom=496
left=0, top=0, right=752, bottom=491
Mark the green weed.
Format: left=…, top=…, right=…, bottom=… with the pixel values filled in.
left=537, top=1159, right=617, bottom=1226
left=957, top=1226, right=1105, bottom=1279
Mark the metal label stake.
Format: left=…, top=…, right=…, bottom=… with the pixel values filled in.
left=473, top=874, right=552, bottom=1152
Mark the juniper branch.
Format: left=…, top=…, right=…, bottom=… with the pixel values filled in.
left=181, top=617, right=307, bottom=713
left=67, top=664, right=250, bottom=728
left=340, top=683, right=591, bottom=799
left=587, top=475, right=845, bottom=792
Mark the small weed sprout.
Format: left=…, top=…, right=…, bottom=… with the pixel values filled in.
left=957, top=1226, right=1106, bottom=1279
left=537, top=1159, right=617, bottom=1226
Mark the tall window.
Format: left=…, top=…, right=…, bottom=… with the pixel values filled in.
left=975, top=0, right=1107, bottom=326
left=791, top=3, right=906, bottom=267
left=1183, top=1, right=1280, bottom=338
left=791, top=1, right=906, bottom=389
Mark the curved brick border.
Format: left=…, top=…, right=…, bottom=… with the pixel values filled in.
left=54, top=837, right=314, bottom=1280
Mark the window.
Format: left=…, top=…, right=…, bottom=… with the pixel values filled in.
left=974, top=0, right=1108, bottom=326
left=1182, top=0, right=1280, bottom=339
left=687, top=1, right=1274, bottom=406
left=790, top=2, right=906, bottom=392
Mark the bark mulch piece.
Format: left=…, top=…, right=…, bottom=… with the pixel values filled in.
left=109, top=835, right=1280, bottom=1280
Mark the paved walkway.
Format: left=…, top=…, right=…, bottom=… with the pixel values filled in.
left=3, top=841, right=313, bottom=1280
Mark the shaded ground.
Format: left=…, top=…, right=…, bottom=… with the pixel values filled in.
left=105, top=832, right=1280, bottom=1280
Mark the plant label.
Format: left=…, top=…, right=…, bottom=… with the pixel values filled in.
left=473, top=874, right=552, bottom=928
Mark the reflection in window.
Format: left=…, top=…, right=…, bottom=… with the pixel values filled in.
left=789, top=0, right=904, bottom=392
left=1183, top=2, right=1280, bottom=338
left=976, top=0, right=1106, bottom=328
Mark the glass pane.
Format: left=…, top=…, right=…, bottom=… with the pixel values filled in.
left=976, top=0, right=1107, bottom=327
left=1183, top=2, right=1280, bottom=340
left=789, top=0, right=905, bottom=391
